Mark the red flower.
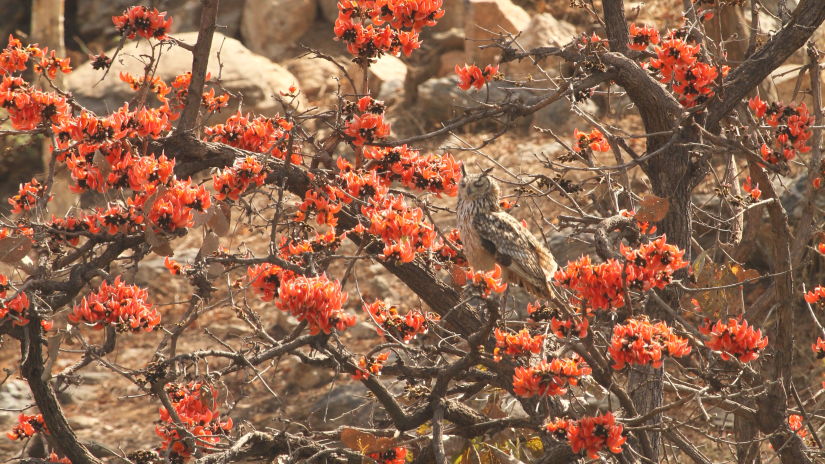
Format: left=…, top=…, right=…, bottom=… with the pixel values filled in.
left=466, top=264, right=508, bottom=298
left=699, top=318, right=768, bottom=362
left=276, top=274, right=354, bottom=335
left=805, top=285, right=825, bottom=304
left=812, top=337, right=825, bottom=359
left=213, top=156, right=267, bottom=201
left=789, top=414, right=808, bottom=438
left=352, top=351, right=391, bottom=380
left=364, top=299, right=438, bottom=342
left=0, top=292, right=31, bottom=326
left=608, top=318, right=691, bottom=370
left=7, top=413, right=46, bottom=440
left=512, top=356, right=590, bottom=397
left=572, top=128, right=609, bottom=152
left=455, top=64, right=498, bottom=90
left=493, top=328, right=544, bottom=361
left=68, top=277, right=158, bottom=333
left=8, top=178, right=50, bottom=214
left=344, top=112, right=391, bottom=146
left=113, top=6, right=173, bottom=40
left=546, top=412, right=626, bottom=458
left=628, top=24, right=660, bottom=51
left=156, top=381, right=232, bottom=459
left=742, top=176, right=761, bottom=201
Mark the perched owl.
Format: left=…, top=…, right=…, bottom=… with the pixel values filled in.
left=457, top=167, right=558, bottom=299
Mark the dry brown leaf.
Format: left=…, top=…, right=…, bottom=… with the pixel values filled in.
left=636, top=194, right=670, bottom=223
left=340, top=427, right=395, bottom=454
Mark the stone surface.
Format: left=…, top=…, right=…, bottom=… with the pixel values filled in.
left=66, top=32, right=306, bottom=119
left=240, top=0, right=318, bottom=61
left=416, top=76, right=587, bottom=131
left=438, top=49, right=467, bottom=77
left=319, top=0, right=339, bottom=23
left=286, top=55, right=343, bottom=100
left=464, top=0, right=531, bottom=66
left=504, top=13, right=576, bottom=80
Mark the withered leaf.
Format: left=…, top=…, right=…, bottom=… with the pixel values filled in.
left=0, top=236, right=32, bottom=264
left=340, top=427, right=395, bottom=454
left=636, top=194, right=670, bottom=223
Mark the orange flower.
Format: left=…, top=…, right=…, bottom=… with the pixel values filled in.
left=628, top=24, right=659, bottom=51
left=276, top=274, right=354, bottom=335
left=699, top=318, right=768, bottom=362
left=113, top=6, right=173, bottom=40
left=512, top=356, right=590, bottom=397
left=455, top=63, right=498, bottom=90
left=493, top=328, right=544, bottom=361
left=68, top=277, right=158, bottom=333
left=572, top=128, right=610, bottom=152
left=466, top=264, right=507, bottom=298
left=608, top=318, right=691, bottom=369
left=364, top=299, right=438, bottom=342
left=7, top=413, right=46, bottom=440
left=156, top=382, right=232, bottom=459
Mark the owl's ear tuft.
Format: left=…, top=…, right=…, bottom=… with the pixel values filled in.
left=481, top=167, right=494, bottom=177
left=460, top=163, right=466, bottom=177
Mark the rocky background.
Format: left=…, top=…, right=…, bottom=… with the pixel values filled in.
left=0, top=0, right=824, bottom=459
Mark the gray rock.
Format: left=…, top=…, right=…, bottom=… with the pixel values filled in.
left=0, top=379, right=32, bottom=426
left=66, top=32, right=306, bottom=119
left=240, top=0, right=318, bottom=61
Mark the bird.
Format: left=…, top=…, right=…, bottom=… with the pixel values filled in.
left=456, top=166, right=559, bottom=299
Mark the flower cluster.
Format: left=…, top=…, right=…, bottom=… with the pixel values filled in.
left=113, top=6, right=172, bottom=40
left=343, top=97, right=391, bottom=146
left=0, top=284, right=31, bottom=327
left=8, top=178, right=50, bottom=214
left=805, top=285, right=825, bottom=305
left=0, top=75, right=70, bottom=130
left=333, top=0, right=443, bottom=62
left=742, top=176, right=761, bottom=201
left=7, top=413, right=46, bottom=440
left=465, top=265, right=507, bottom=298
left=352, top=351, right=390, bottom=380
left=700, top=318, right=768, bottom=362
left=363, top=145, right=461, bottom=196
left=204, top=111, right=297, bottom=161
left=212, top=156, right=267, bottom=201
left=364, top=299, right=438, bottom=342
left=749, top=97, right=813, bottom=164
left=156, top=382, right=233, bottom=460
left=628, top=24, right=660, bottom=51
left=68, top=277, right=158, bottom=333
left=512, top=356, right=591, bottom=397
left=648, top=36, right=728, bottom=107
left=545, top=412, right=626, bottom=459
left=33, top=49, right=72, bottom=79
left=554, top=237, right=687, bottom=310
left=367, top=447, right=407, bottom=464
left=494, top=328, right=544, bottom=361
left=144, top=178, right=211, bottom=232
left=608, top=318, right=691, bottom=370
left=247, top=263, right=292, bottom=301
left=276, top=274, right=355, bottom=335
left=573, top=128, right=609, bottom=153
left=169, top=71, right=229, bottom=115
left=789, top=414, right=808, bottom=438
left=455, top=64, right=498, bottom=90
left=362, top=193, right=438, bottom=262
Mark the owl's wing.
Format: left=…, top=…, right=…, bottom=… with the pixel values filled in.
left=471, top=212, right=551, bottom=284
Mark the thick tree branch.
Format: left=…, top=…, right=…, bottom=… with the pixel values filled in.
left=175, top=0, right=219, bottom=134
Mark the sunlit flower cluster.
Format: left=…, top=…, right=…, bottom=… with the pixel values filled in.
left=156, top=382, right=233, bottom=460
left=454, top=64, right=498, bottom=91
left=333, top=0, right=443, bottom=62
left=352, top=351, right=390, bottom=380
left=608, top=318, right=691, bottom=370
left=247, top=263, right=292, bottom=301
left=212, top=155, right=267, bottom=201
left=362, top=193, right=438, bottom=262
left=6, top=413, right=46, bottom=440
left=144, top=178, right=211, bottom=232
left=648, top=36, right=728, bottom=107
left=465, top=264, right=507, bottom=298
left=8, top=178, right=50, bottom=214
left=573, top=128, right=609, bottom=153
left=554, top=237, right=687, bottom=310
left=546, top=412, right=626, bottom=459
left=343, top=96, right=391, bottom=146
left=204, top=111, right=297, bottom=161
left=113, top=6, right=173, bottom=40
left=68, top=277, right=158, bottom=333
left=363, top=145, right=461, bottom=196
left=749, top=96, right=813, bottom=165
left=364, top=299, right=438, bottom=342
left=0, top=282, right=31, bottom=326
left=512, top=356, right=590, bottom=397
left=628, top=24, right=660, bottom=51
left=493, top=328, right=544, bottom=361
left=276, top=274, right=355, bottom=335
left=699, top=318, right=768, bottom=362
left=0, top=76, right=70, bottom=130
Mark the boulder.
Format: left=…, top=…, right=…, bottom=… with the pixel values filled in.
left=319, top=0, right=339, bottom=23
left=240, top=0, right=317, bottom=61
left=74, top=0, right=245, bottom=43
left=438, top=49, right=467, bottom=77
left=346, top=54, right=408, bottom=102
left=416, top=76, right=587, bottom=131
left=286, top=55, right=344, bottom=100
left=503, top=13, right=576, bottom=80
left=464, top=0, right=531, bottom=66
left=66, top=32, right=306, bottom=119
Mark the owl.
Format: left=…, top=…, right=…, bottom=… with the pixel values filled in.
left=457, top=167, right=558, bottom=299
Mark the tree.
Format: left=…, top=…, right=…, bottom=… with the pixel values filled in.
left=1, top=0, right=824, bottom=463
